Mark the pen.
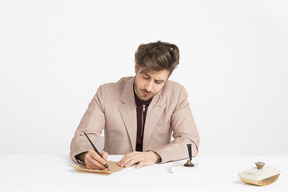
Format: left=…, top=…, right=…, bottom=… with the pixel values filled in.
left=83, top=132, right=110, bottom=171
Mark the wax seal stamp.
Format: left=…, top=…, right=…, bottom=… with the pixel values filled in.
left=184, top=144, right=194, bottom=167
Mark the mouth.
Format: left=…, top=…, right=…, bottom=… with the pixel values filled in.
left=141, top=90, right=151, bottom=97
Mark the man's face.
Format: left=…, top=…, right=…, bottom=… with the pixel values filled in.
left=134, top=64, right=170, bottom=101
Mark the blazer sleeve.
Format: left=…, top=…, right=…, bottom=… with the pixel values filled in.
left=153, top=86, right=200, bottom=163
left=70, top=85, right=106, bottom=163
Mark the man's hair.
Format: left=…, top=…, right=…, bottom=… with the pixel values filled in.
left=134, top=41, right=180, bottom=74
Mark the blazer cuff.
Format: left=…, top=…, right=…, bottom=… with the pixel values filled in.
left=147, top=150, right=162, bottom=163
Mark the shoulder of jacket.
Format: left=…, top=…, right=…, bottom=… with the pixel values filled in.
left=98, top=76, right=133, bottom=91
left=160, top=80, right=188, bottom=104
left=164, top=80, right=185, bottom=91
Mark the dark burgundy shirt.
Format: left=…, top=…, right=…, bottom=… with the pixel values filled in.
left=134, top=91, right=153, bottom=151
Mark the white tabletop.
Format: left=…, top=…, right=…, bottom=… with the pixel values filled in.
left=0, top=154, right=287, bottom=192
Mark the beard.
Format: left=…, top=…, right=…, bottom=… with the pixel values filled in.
left=134, top=84, right=153, bottom=101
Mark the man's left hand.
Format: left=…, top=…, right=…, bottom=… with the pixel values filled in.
left=118, top=151, right=161, bottom=169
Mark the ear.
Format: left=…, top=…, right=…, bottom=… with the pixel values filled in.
left=135, top=64, right=139, bottom=74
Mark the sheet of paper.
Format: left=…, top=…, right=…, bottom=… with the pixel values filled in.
left=69, top=161, right=123, bottom=174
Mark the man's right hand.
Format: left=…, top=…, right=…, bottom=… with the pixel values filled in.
left=81, top=150, right=109, bottom=170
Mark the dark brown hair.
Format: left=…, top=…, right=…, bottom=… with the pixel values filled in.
left=135, top=41, right=180, bottom=74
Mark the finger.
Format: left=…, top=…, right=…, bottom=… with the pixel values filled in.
left=85, top=158, right=97, bottom=169
left=118, top=154, right=129, bottom=166
left=86, top=159, right=98, bottom=169
left=85, top=155, right=106, bottom=170
left=86, top=161, right=105, bottom=170
left=121, top=154, right=142, bottom=168
left=85, top=151, right=106, bottom=169
left=118, top=154, right=134, bottom=167
left=86, top=154, right=105, bottom=169
left=89, top=150, right=107, bottom=165
left=100, top=151, right=109, bottom=161
left=118, top=152, right=137, bottom=166
left=135, top=162, right=145, bottom=169
left=124, top=158, right=139, bottom=168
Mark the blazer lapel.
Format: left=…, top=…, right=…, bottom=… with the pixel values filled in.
left=143, top=92, right=166, bottom=150
left=118, top=78, right=137, bottom=151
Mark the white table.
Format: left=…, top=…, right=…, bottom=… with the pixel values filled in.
left=0, top=154, right=287, bottom=192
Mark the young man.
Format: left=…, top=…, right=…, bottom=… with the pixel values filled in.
left=70, top=41, right=200, bottom=169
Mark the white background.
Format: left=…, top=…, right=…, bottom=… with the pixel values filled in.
left=0, top=0, right=287, bottom=156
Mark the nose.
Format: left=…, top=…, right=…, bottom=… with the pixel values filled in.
left=144, top=80, right=153, bottom=92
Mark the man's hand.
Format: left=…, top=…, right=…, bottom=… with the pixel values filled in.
left=118, top=151, right=161, bottom=169
left=83, top=150, right=109, bottom=170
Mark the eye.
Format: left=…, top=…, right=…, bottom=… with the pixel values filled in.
left=155, top=80, right=163, bottom=84
left=143, top=75, right=149, bottom=79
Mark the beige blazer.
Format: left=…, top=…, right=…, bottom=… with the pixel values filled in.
left=70, top=77, right=200, bottom=163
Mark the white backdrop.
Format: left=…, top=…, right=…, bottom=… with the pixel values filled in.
left=0, top=0, right=287, bottom=156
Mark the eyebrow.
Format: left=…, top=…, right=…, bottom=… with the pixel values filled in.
left=140, top=72, right=166, bottom=83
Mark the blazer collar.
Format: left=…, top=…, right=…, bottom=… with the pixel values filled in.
left=143, top=90, right=166, bottom=150
left=118, top=78, right=137, bottom=150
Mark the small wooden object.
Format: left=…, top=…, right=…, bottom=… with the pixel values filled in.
left=238, top=161, right=280, bottom=186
